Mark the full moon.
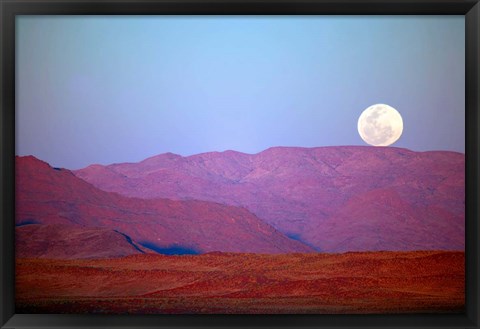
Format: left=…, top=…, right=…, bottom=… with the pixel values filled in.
left=357, top=104, right=403, bottom=146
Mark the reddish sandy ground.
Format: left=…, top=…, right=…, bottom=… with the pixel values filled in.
left=16, top=250, right=464, bottom=314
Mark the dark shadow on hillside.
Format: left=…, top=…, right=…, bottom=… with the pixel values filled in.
left=113, top=230, right=145, bottom=254
left=286, top=233, right=321, bottom=252
left=16, top=219, right=40, bottom=226
left=139, top=242, right=200, bottom=255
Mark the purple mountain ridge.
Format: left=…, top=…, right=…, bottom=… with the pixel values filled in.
left=16, top=156, right=314, bottom=257
left=74, top=146, right=465, bottom=252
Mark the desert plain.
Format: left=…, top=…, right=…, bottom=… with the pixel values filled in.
left=16, top=250, right=464, bottom=314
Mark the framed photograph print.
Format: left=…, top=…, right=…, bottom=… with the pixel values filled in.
left=1, top=0, right=479, bottom=328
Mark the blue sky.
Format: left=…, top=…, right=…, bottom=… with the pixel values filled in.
left=16, top=16, right=465, bottom=169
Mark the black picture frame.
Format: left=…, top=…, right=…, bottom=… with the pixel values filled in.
left=1, top=0, right=478, bottom=328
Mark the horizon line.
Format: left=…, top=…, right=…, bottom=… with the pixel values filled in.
left=15, top=144, right=466, bottom=171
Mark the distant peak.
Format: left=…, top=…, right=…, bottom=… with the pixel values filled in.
left=84, top=163, right=106, bottom=169
left=141, top=152, right=183, bottom=162
left=164, top=152, right=182, bottom=158
left=16, top=154, right=41, bottom=161
left=16, top=155, right=52, bottom=168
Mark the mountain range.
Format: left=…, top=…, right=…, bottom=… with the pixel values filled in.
left=74, top=146, right=465, bottom=252
left=16, top=156, right=313, bottom=258
left=16, top=146, right=464, bottom=258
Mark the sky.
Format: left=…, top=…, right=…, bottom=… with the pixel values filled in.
left=16, top=16, right=465, bottom=169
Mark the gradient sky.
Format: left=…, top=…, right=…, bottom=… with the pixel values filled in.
left=16, top=16, right=465, bottom=169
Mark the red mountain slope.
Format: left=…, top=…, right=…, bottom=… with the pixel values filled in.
left=74, top=146, right=465, bottom=252
left=16, top=224, right=153, bottom=259
left=16, top=156, right=314, bottom=255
